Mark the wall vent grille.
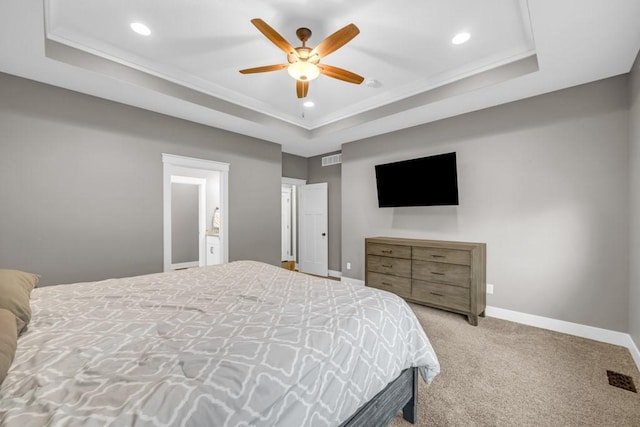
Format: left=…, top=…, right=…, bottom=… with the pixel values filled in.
left=322, top=153, right=342, bottom=167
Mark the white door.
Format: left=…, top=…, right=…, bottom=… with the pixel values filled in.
left=299, top=183, right=328, bottom=276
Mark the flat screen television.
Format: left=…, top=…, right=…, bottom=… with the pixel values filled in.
left=375, top=152, right=459, bottom=207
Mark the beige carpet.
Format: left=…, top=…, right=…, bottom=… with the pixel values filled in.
left=390, top=304, right=640, bottom=426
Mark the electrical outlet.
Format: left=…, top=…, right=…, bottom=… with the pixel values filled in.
left=346, top=262, right=351, bottom=270
left=487, top=284, right=494, bottom=295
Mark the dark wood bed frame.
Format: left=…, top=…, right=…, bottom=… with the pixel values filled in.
left=339, top=367, right=418, bottom=427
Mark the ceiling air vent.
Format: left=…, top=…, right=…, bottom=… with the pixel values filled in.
left=322, top=153, right=342, bottom=167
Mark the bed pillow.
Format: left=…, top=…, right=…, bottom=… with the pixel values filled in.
left=0, top=269, right=40, bottom=335
left=0, top=308, right=18, bottom=386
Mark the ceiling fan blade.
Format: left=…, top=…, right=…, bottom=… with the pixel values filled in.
left=296, top=80, right=309, bottom=98
left=318, top=64, right=364, bottom=84
left=239, top=64, right=288, bottom=74
left=310, top=23, right=359, bottom=58
left=251, top=18, right=297, bottom=57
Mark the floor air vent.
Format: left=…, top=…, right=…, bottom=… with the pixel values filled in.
left=606, top=370, right=637, bottom=393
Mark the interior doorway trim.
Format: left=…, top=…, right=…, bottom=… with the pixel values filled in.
left=282, top=177, right=306, bottom=270
left=163, top=153, right=230, bottom=272
left=282, top=177, right=307, bottom=186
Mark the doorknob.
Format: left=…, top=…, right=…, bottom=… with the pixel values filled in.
left=322, top=233, right=326, bottom=236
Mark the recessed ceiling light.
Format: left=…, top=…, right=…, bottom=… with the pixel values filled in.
left=451, top=32, right=471, bottom=45
left=303, top=101, right=315, bottom=108
left=365, top=79, right=382, bottom=88
left=130, top=22, right=151, bottom=36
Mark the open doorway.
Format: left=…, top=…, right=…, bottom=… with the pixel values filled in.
left=163, top=154, right=229, bottom=272
left=281, top=177, right=306, bottom=271
left=282, top=178, right=329, bottom=276
left=170, top=176, right=206, bottom=269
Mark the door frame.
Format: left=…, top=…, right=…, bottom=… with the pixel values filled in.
left=282, top=177, right=306, bottom=268
left=163, top=153, right=229, bottom=272
left=281, top=186, right=293, bottom=261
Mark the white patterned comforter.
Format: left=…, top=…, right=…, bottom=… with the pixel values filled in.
left=0, top=261, right=439, bottom=426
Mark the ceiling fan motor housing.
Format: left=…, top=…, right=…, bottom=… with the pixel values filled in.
left=296, top=27, right=312, bottom=44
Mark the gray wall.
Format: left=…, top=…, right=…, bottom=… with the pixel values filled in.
left=342, top=76, right=630, bottom=332
left=282, top=152, right=308, bottom=180
left=307, top=151, right=342, bottom=273
left=0, top=72, right=282, bottom=286
left=630, top=51, right=640, bottom=348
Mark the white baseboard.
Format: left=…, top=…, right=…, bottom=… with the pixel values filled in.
left=486, top=306, right=640, bottom=371
left=341, top=276, right=365, bottom=286
left=171, top=261, right=199, bottom=270
left=328, top=270, right=342, bottom=278
left=629, top=338, right=640, bottom=371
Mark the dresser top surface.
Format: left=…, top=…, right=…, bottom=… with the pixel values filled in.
left=366, top=237, right=485, bottom=250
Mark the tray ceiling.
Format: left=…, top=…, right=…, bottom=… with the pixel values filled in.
left=1, top=0, right=639, bottom=156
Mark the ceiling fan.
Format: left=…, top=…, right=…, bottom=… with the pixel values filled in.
left=239, top=18, right=364, bottom=99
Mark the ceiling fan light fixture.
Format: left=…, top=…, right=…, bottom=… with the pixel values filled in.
left=240, top=19, right=363, bottom=98
left=287, top=61, right=320, bottom=82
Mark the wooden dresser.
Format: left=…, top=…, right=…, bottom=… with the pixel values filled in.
left=365, top=237, right=486, bottom=325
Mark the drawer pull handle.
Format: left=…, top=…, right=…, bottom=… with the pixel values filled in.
left=431, top=255, right=445, bottom=258
left=431, top=272, right=445, bottom=276
left=430, top=292, right=444, bottom=297
left=382, top=264, right=393, bottom=268
left=381, top=250, right=393, bottom=254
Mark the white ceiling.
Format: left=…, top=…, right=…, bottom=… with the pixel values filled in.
left=1, top=0, right=639, bottom=157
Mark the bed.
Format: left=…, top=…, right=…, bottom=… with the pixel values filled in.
left=0, top=261, right=439, bottom=426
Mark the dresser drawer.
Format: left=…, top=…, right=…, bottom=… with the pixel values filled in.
left=366, top=243, right=411, bottom=259
left=367, top=255, right=411, bottom=278
left=412, top=280, right=470, bottom=312
left=412, top=247, right=470, bottom=265
left=367, top=272, right=411, bottom=298
left=412, top=260, right=470, bottom=287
